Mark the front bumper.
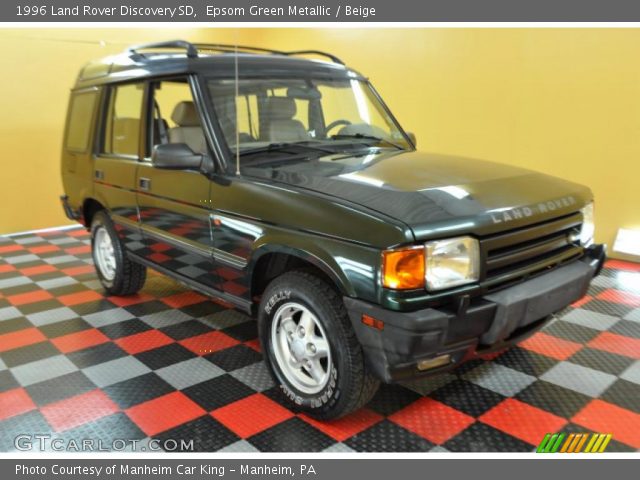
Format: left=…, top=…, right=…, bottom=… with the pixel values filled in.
left=344, top=244, right=606, bottom=382
left=60, top=195, right=81, bottom=221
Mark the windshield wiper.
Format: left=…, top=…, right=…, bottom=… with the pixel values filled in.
left=330, top=133, right=405, bottom=150
left=239, top=141, right=335, bottom=157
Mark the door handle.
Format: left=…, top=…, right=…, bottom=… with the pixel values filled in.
left=139, top=177, right=151, bottom=191
left=94, top=169, right=104, bottom=180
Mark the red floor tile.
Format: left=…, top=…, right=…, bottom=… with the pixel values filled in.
left=217, top=267, right=242, bottom=281
left=179, top=331, right=240, bottom=355
left=0, top=264, right=17, bottom=273
left=300, top=408, right=383, bottom=442
left=114, top=330, right=174, bottom=355
left=161, top=291, right=208, bottom=309
left=7, top=290, right=53, bottom=306
left=41, top=390, right=119, bottom=432
left=148, top=253, right=171, bottom=264
left=28, top=245, right=60, bottom=254
left=0, top=244, right=24, bottom=254
left=68, top=229, right=90, bottom=238
left=18, top=264, right=57, bottom=276
left=125, top=391, right=206, bottom=436
left=222, top=281, right=248, bottom=297
left=572, top=399, right=640, bottom=449
left=107, top=293, right=154, bottom=307
left=479, top=398, right=567, bottom=445
left=0, top=327, right=47, bottom=353
left=519, top=332, right=583, bottom=361
left=0, top=388, right=37, bottom=421
left=390, top=398, right=475, bottom=444
left=61, top=265, right=95, bottom=276
left=244, top=339, right=261, bottom=353
left=64, top=245, right=91, bottom=255
left=588, top=332, right=640, bottom=359
left=150, top=243, right=172, bottom=253
left=605, top=260, right=640, bottom=272
left=58, top=290, right=103, bottom=306
left=51, top=329, right=110, bottom=354
left=596, top=289, right=640, bottom=307
left=571, top=295, right=593, bottom=308
left=212, top=393, right=294, bottom=438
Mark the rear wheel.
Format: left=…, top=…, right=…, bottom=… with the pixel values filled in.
left=91, top=211, right=146, bottom=296
left=258, top=270, right=379, bottom=420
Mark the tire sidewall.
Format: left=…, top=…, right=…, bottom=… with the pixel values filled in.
left=90, top=212, right=124, bottom=293
left=259, top=278, right=351, bottom=415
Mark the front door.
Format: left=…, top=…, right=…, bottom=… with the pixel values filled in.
left=94, top=82, right=144, bottom=250
left=135, top=77, right=218, bottom=291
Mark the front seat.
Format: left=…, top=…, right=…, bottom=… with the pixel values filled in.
left=264, top=97, right=308, bottom=142
left=168, top=101, right=205, bottom=153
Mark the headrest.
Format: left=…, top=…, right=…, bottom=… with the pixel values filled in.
left=265, top=97, right=297, bottom=120
left=171, top=101, right=200, bottom=127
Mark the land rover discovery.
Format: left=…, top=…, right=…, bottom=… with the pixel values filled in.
left=60, top=40, right=606, bottom=419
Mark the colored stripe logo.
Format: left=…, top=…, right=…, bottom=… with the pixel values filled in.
left=537, top=433, right=612, bottom=453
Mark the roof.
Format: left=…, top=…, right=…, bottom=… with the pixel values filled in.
left=74, top=40, right=361, bottom=89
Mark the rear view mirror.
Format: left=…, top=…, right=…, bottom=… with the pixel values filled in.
left=407, top=132, right=417, bottom=147
left=152, top=143, right=202, bottom=170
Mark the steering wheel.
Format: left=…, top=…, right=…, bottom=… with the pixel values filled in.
left=325, top=119, right=352, bottom=135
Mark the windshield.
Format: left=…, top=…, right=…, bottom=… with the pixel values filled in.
left=206, top=76, right=411, bottom=161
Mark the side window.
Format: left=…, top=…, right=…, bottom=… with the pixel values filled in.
left=102, top=83, right=144, bottom=157
left=66, top=91, right=97, bottom=152
left=235, top=94, right=260, bottom=141
left=149, top=78, right=206, bottom=155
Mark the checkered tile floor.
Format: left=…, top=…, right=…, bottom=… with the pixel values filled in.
left=1, top=227, right=639, bottom=452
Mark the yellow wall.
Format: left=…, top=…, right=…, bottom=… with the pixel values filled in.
left=0, top=28, right=241, bottom=234
left=1, top=28, right=638, bottom=259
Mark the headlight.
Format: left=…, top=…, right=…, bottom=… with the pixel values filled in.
left=425, top=236, right=480, bottom=291
left=580, top=202, right=595, bottom=246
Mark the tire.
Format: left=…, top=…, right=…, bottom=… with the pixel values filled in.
left=90, top=210, right=146, bottom=296
left=258, top=270, right=380, bottom=420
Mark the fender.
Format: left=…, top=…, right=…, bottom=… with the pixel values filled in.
left=247, top=235, right=359, bottom=298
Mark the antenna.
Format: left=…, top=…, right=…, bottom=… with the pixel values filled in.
left=234, top=43, right=241, bottom=176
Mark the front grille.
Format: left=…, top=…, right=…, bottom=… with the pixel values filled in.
left=480, top=212, right=584, bottom=289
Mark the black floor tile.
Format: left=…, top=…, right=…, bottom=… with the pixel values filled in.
left=153, top=415, right=239, bottom=452
left=249, top=417, right=334, bottom=452
left=345, top=420, right=434, bottom=452
left=103, top=373, right=175, bottom=409
left=183, top=375, right=255, bottom=412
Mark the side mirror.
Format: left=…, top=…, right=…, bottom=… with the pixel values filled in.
left=406, top=132, right=417, bottom=148
left=152, top=143, right=202, bottom=170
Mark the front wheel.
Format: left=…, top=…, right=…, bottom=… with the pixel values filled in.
left=258, top=270, right=379, bottom=420
left=91, top=211, right=147, bottom=296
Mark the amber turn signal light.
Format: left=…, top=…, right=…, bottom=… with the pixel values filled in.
left=382, top=247, right=425, bottom=290
left=362, top=314, right=384, bottom=330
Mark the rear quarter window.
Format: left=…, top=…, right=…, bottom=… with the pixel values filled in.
left=66, top=91, right=98, bottom=152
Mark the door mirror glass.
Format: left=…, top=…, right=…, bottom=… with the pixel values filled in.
left=152, top=143, right=202, bottom=170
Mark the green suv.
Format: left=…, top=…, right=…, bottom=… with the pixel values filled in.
left=60, top=40, right=605, bottom=419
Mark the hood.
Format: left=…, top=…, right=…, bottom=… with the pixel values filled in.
left=243, top=150, right=592, bottom=240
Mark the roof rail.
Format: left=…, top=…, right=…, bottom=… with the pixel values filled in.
left=127, top=40, right=198, bottom=58
left=284, top=50, right=345, bottom=65
left=125, top=40, right=345, bottom=65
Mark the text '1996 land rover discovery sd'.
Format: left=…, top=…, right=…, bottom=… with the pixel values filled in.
left=60, top=40, right=606, bottom=419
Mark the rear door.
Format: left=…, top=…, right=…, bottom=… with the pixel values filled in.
left=94, top=82, right=144, bottom=249
left=134, top=77, right=219, bottom=291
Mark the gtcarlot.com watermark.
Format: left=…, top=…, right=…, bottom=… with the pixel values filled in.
left=14, top=434, right=194, bottom=452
